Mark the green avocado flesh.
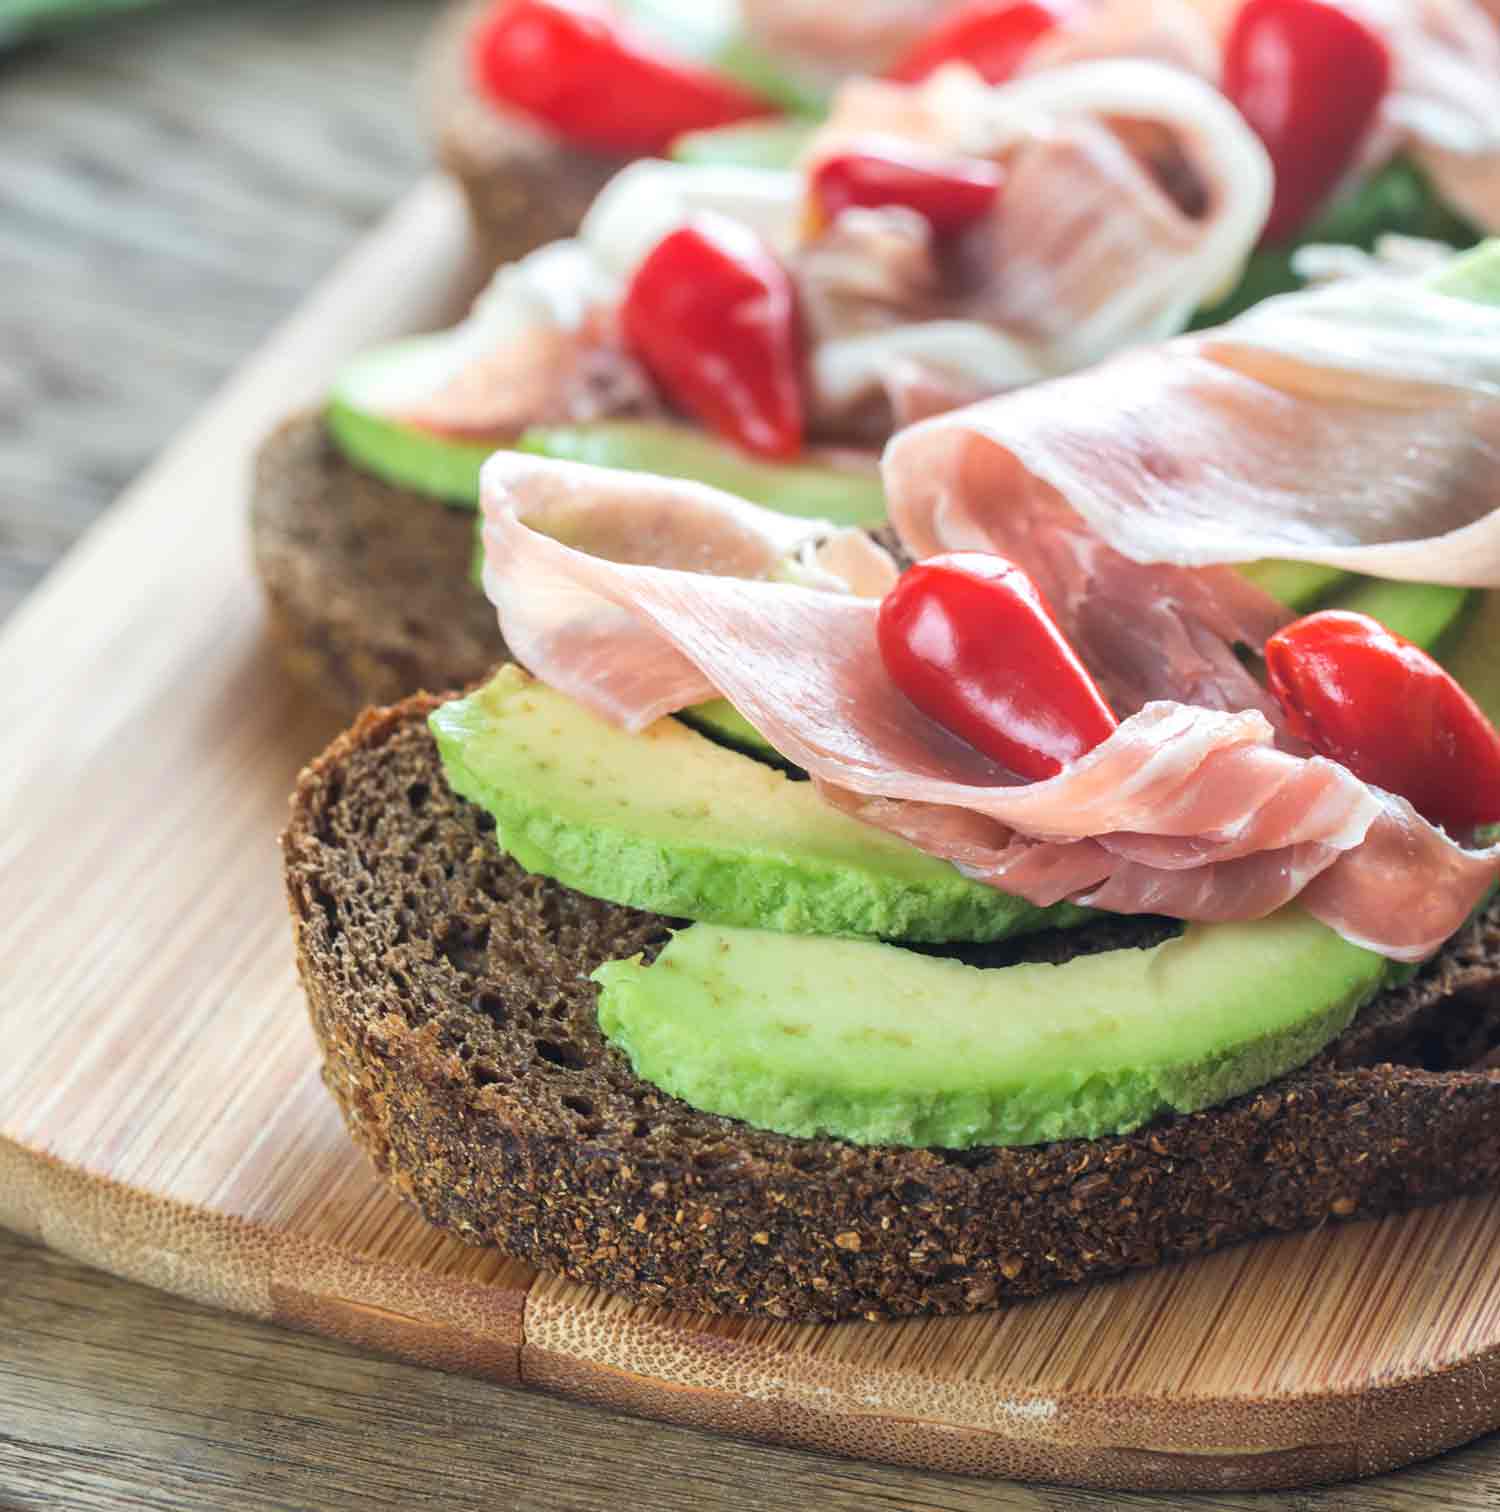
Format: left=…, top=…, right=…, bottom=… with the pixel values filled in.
left=515, top=423, right=886, bottom=526
left=675, top=698, right=778, bottom=760
left=1237, top=559, right=1347, bottom=610
left=593, top=913, right=1390, bottom=1148
left=1329, top=577, right=1471, bottom=650
left=327, top=340, right=496, bottom=507
left=327, top=340, right=885, bottom=526
left=431, top=664, right=1088, bottom=944
left=670, top=119, right=818, bottom=170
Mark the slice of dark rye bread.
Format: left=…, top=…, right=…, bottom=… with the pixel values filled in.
left=251, top=413, right=504, bottom=716
left=420, top=0, right=626, bottom=271
left=283, top=693, right=1500, bottom=1323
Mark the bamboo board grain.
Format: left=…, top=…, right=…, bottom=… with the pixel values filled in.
left=6, top=177, right=1500, bottom=1495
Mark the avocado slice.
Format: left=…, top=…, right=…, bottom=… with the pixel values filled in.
left=670, top=118, right=818, bottom=170
left=515, top=423, right=886, bottom=526
left=594, top=584, right=1493, bottom=1149
left=328, top=337, right=886, bottom=528
left=430, top=664, right=1089, bottom=944
left=327, top=337, right=499, bottom=507
left=593, top=912, right=1390, bottom=1147
left=675, top=697, right=781, bottom=760
left=1327, top=577, right=1471, bottom=650
left=1236, top=559, right=1347, bottom=610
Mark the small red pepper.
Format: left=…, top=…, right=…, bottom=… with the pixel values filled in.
left=622, top=214, right=805, bottom=460
left=1222, top=0, right=1391, bottom=245
left=887, top=0, right=1072, bottom=86
left=1265, top=610, right=1500, bottom=833
left=810, top=141, right=1004, bottom=237
left=470, top=0, right=774, bottom=157
left=877, top=553, right=1118, bottom=780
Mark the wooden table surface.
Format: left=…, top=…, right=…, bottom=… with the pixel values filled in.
left=6, top=5, right=1500, bottom=1508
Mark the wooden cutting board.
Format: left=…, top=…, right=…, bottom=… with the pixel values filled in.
left=5, top=177, right=1500, bottom=1495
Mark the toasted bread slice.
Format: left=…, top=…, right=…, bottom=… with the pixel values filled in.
left=282, top=693, right=1500, bottom=1322
left=421, top=0, right=625, bottom=270
left=250, top=413, right=503, bottom=715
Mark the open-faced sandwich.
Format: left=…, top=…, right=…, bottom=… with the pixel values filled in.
left=425, top=0, right=1496, bottom=276
left=425, top=0, right=963, bottom=268
left=261, top=0, right=1498, bottom=715
left=257, top=50, right=1283, bottom=711
left=283, top=242, right=1500, bottom=1322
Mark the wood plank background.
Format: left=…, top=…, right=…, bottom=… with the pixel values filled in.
left=7, top=4, right=1500, bottom=1508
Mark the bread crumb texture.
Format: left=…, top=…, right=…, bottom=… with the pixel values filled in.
left=250, top=414, right=504, bottom=715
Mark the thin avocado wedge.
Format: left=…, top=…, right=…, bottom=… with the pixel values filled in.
left=329, top=342, right=887, bottom=528
left=676, top=697, right=781, bottom=761
left=327, top=336, right=498, bottom=507
left=1329, top=577, right=1471, bottom=650
left=1444, top=590, right=1500, bottom=722
left=431, top=664, right=1089, bottom=944
left=1236, top=558, right=1347, bottom=610
left=593, top=912, right=1390, bottom=1148
left=515, top=422, right=886, bottom=526
left=671, top=118, right=818, bottom=170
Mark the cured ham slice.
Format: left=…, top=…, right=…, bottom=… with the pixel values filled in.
left=1023, top=0, right=1221, bottom=79
left=803, top=62, right=1272, bottom=396
left=401, top=323, right=660, bottom=439
left=477, top=450, right=1500, bottom=961
left=479, top=455, right=894, bottom=730
left=1340, top=0, right=1500, bottom=233
left=884, top=273, right=1500, bottom=588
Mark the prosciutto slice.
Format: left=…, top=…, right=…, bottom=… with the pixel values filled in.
left=479, top=456, right=896, bottom=730
left=884, top=270, right=1500, bottom=588
left=1339, top=0, right=1500, bottom=233
left=803, top=62, right=1273, bottom=389
left=477, top=449, right=1500, bottom=962
left=1023, top=0, right=1222, bottom=80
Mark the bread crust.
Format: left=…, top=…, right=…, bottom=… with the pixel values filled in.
left=249, top=413, right=504, bottom=716
left=421, top=0, right=626, bottom=270
left=282, top=694, right=1500, bottom=1322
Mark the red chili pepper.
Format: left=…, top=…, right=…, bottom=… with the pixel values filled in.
left=877, top=553, right=1118, bottom=780
left=888, top=0, right=1071, bottom=86
left=1265, top=610, right=1500, bottom=833
left=470, top=0, right=774, bottom=157
left=1222, top=0, right=1391, bottom=245
left=810, top=141, right=1004, bottom=237
left=622, top=214, right=804, bottom=460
